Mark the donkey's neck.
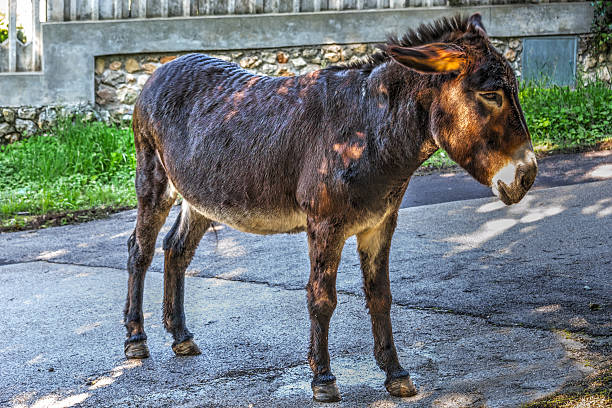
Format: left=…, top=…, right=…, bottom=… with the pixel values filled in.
left=364, top=63, right=441, bottom=179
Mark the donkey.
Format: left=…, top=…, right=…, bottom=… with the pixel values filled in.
left=124, top=13, right=537, bottom=401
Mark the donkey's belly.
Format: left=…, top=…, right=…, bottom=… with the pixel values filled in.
left=185, top=199, right=308, bottom=235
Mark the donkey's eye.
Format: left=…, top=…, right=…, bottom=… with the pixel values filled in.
left=479, top=92, right=502, bottom=107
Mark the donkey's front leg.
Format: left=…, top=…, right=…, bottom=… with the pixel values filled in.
left=357, top=212, right=417, bottom=397
left=306, top=218, right=345, bottom=402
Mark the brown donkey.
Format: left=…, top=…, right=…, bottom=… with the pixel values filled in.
left=124, top=13, right=537, bottom=402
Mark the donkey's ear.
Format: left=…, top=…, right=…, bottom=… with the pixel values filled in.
left=386, top=43, right=466, bottom=73
left=468, top=13, right=487, bottom=37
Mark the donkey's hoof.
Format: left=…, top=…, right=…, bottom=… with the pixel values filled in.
left=312, top=381, right=341, bottom=403
left=172, top=339, right=201, bottom=356
left=385, top=374, right=417, bottom=397
left=124, top=340, right=150, bottom=359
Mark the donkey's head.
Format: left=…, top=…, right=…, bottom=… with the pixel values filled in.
left=386, top=14, right=537, bottom=205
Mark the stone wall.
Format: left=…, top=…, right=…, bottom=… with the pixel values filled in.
left=94, top=43, right=377, bottom=122
left=93, top=39, right=527, bottom=122
left=577, top=37, right=612, bottom=83
left=1, top=36, right=610, bottom=144
left=0, top=104, right=99, bottom=144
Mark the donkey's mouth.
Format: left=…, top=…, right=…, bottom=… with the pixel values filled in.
left=494, top=180, right=524, bottom=205
left=495, top=181, right=513, bottom=205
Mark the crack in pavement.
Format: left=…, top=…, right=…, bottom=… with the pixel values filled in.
left=28, top=259, right=595, bottom=338
left=208, top=359, right=306, bottom=382
left=85, top=359, right=308, bottom=387
left=0, top=258, right=40, bottom=267
left=35, top=259, right=130, bottom=272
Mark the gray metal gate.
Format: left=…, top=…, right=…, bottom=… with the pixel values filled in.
left=522, top=36, right=578, bottom=87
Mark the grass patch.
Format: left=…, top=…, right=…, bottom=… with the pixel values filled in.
left=0, top=118, right=136, bottom=231
left=522, top=365, right=611, bottom=408
left=422, top=80, right=612, bottom=169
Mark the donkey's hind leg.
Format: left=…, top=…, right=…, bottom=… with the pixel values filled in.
left=162, top=201, right=211, bottom=356
left=124, top=146, right=176, bottom=359
left=357, top=212, right=417, bottom=397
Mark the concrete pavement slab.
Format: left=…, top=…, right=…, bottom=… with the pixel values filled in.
left=0, top=262, right=590, bottom=407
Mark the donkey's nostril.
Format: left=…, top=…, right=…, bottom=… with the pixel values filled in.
left=518, top=164, right=536, bottom=191
left=521, top=174, right=531, bottom=190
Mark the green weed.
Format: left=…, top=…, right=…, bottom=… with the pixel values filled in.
left=520, top=78, right=611, bottom=150
left=0, top=118, right=136, bottom=229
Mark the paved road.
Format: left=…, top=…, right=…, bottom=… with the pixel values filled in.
left=402, top=150, right=612, bottom=208
left=0, top=174, right=610, bottom=407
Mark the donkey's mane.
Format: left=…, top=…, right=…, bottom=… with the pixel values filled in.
left=329, top=14, right=470, bottom=73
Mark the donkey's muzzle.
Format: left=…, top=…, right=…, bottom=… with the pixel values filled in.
left=517, top=162, right=537, bottom=191
left=492, top=150, right=538, bottom=205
